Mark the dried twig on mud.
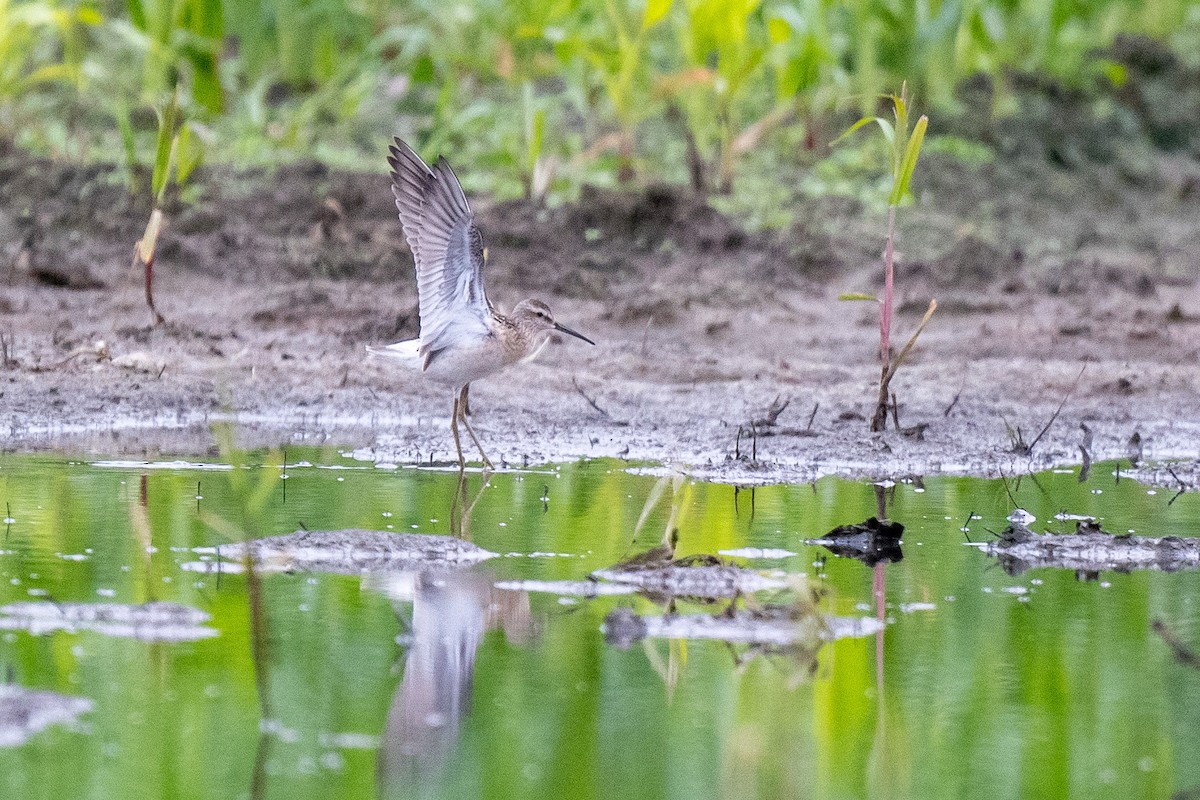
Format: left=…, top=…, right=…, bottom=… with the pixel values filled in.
left=872, top=298, right=937, bottom=432
left=752, top=395, right=790, bottom=427
left=1166, top=466, right=1190, bottom=507
left=571, top=375, right=613, bottom=421
left=943, top=371, right=968, bottom=416
left=1152, top=619, right=1200, bottom=671
left=1126, top=431, right=1143, bottom=466
left=0, top=330, right=16, bottom=369
left=49, top=341, right=111, bottom=370
left=1008, top=363, right=1088, bottom=456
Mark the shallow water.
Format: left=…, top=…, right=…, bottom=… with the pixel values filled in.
left=0, top=450, right=1198, bottom=800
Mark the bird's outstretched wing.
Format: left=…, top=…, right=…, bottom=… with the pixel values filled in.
left=387, top=138, right=490, bottom=361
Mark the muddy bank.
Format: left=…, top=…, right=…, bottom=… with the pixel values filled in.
left=1, top=269, right=1196, bottom=485
left=2, top=103, right=1199, bottom=483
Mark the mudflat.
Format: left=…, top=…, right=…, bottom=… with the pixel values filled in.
left=2, top=141, right=1198, bottom=485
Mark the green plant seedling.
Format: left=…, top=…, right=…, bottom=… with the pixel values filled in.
left=576, top=0, right=673, bottom=182
left=132, top=84, right=206, bottom=325
left=835, top=82, right=934, bottom=432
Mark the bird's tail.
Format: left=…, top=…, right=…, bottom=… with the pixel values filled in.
left=366, top=339, right=422, bottom=364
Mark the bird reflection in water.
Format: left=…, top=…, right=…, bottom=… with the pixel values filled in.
left=370, top=567, right=532, bottom=796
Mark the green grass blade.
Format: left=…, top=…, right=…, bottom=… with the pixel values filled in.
left=875, top=116, right=895, bottom=146
left=151, top=87, right=180, bottom=205
left=882, top=298, right=937, bottom=384
left=175, top=121, right=204, bottom=186
left=115, top=101, right=137, bottom=174
left=643, top=0, right=672, bottom=31
left=126, top=0, right=148, bottom=31
left=832, top=115, right=882, bottom=145
left=889, top=114, right=927, bottom=205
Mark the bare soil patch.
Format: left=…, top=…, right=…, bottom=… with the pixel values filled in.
left=3, top=61, right=1200, bottom=484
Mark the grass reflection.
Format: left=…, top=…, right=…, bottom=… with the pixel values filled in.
left=0, top=453, right=1195, bottom=799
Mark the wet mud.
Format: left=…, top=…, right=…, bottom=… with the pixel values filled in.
left=3, top=79, right=1200, bottom=484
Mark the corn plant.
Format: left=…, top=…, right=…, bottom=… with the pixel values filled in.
left=657, top=0, right=775, bottom=194
left=482, top=0, right=580, bottom=198
left=571, top=0, right=673, bottom=182
left=837, top=84, right=935, bottom=433
left=0, top=0, right=99, bottom=137
left=225, top=0, right=386, bottom=93
left=374, top=0, right=577, bottom=197
left=133, top=85, right=204, bottom=325
left=123, top=0, right=224, bottom=112
left=766, top=0, right=845, bottom=150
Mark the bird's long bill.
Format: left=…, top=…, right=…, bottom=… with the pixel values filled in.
left=554, top=322, right=596, bottom=345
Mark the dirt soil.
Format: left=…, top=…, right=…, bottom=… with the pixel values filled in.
left=3, top=58, right=1200, bottom=487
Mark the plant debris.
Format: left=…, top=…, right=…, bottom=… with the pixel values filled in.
left=986, top=519, right=1200, bottom=575
left=185, top=529, right=498, bottom=574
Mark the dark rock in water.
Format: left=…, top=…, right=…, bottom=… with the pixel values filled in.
left=988, top=521, right=1200, bottom=574
left=825, top=517, right=904, bottom=540
left=0, top=601, right=216, bottom=642
left=0, top=686, right=93, bottom=747
left=189, top=529, right=497, bottom=575
left=808, top=517, right=904, bottom=566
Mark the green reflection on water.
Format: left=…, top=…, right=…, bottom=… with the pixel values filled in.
left=0, top=451, right=1197, bottom=800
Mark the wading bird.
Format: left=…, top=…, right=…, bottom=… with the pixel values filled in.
left=368, top=138, right=594, bottom=470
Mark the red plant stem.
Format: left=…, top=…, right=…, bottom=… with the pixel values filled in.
left=873, top=560, right=886, bottom=693
left=143, top=251, right=163, bottom=326
left=881, top=204, right=896, bottom=368
left=144, top=252, right=155, bottom=311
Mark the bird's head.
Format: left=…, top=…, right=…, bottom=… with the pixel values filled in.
left=512, top=299, right=595, bottom=346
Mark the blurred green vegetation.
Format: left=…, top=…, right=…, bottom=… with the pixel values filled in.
left=2, top=0, right=1199, bottom=206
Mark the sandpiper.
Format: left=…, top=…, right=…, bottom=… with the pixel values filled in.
left=368, top=138, right=594, bottom=470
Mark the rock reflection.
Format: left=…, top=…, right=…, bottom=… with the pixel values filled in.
left=0, top=685, right=92, bottom=747
left=370, top=568, right=532, bottom=799
left=808, top=517, right=904, bottom=567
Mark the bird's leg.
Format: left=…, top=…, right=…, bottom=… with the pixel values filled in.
left=458, top=383, right=494, bottom=471
left=450, top=392, right=466, bottom=472
left=462, top=384, right=472, bottom=417
left=449, top=468, right=468, bottom=537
